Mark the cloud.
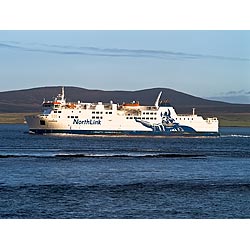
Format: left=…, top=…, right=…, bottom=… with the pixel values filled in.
left=226, top=90, right=244, bottom=95
left=219, top=90, right=250, bottom=96
left=1, top=41, right=250, bottom=62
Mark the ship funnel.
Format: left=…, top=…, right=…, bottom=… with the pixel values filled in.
left=154, top=91, right=162, bottom=108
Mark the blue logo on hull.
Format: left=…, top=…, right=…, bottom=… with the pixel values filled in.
left=135, top=109, right=196, bottom=133
left=73, top=119, right=101, bottom=125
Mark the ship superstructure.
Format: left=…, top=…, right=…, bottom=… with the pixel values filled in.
left=25, top=87, right=219, bottom=136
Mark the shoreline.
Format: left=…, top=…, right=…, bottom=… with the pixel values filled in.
left=0, top=112, right=250, bottom=127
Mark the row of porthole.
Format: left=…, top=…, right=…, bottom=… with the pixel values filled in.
left=67, top=116, right=79, bottom=119
left=176, top=117, right=194, bottom=120
left=70, top=110, right=81, bottom=113
left=92, top=116, right=103, bottom=119
left=126, top=117, right=157, bottom=120
left=65, top=115, right=193, bottom=121
left=92, top=111, right=112, bottom=114
left=142, top=112, right=157, bottom=115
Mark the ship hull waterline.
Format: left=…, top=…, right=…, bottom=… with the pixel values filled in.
left=28, top=128, right=220, bottom=137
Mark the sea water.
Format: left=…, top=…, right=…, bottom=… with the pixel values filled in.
left=0, top=124, right=250, bottom=218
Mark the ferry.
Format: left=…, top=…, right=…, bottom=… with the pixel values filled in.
left=25, top=87, right=219, bottom=136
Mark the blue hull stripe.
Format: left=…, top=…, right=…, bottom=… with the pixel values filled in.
left=30, top=129, right=220, bottom=137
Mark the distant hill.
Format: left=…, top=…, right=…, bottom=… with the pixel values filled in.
left=0, top=86, right=250, bottom=115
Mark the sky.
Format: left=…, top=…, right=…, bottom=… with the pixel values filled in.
left=0, top=30, right=250, bottom=103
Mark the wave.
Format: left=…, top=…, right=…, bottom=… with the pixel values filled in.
left=221, top=134, right=250, bottom=138
left=56, top=153, right=205, bottom=158
left=0, top=154, right=52, bottom=158
left=1, top=180, right=250, bottom=191
left=0, top=153, right=205, bottom=159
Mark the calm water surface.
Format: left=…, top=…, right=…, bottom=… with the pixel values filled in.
left=0, top=124, right=250, bottom=218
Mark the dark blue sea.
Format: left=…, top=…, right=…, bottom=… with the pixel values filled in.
left=0, top=124, right=250, bottom=218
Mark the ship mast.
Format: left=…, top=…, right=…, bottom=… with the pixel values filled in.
left=58, top=86, right=66, bottom=104
left=154, top=91, right=162, bottom=108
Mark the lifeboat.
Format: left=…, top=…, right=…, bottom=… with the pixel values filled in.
left=123, top=101, right=140, bottom=107
left=66, top=103, right=76, bottom=109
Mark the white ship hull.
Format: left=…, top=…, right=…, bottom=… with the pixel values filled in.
left=25, top=88, right=219, bottom=137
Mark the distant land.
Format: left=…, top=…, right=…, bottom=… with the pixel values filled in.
left=0, top=86, right=250, bottom=126
left=208, top=95, right=250, bottom=104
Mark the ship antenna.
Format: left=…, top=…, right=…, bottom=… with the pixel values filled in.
left=154, top=91, right=162, bottom=108
left=62, top=86, right=65, bottom=99
left=61, top=86, right=66, bottom=103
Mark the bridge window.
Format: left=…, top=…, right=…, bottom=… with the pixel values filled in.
left=40, top=120, right=45, bottom=126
